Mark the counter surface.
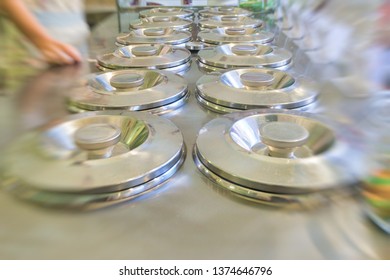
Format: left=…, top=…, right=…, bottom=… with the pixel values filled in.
left=0, top=11, right=389, bottom=260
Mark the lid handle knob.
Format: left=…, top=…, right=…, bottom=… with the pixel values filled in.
left=240, top=72, right=274, bottom=87
left=110, top=73, right=144, bottom=89
left=132, top=45, right=158, bottom=56
left=152, top=16, right=170, bottom=22
left=231, top=44, right=258, bottom=55
left=74, top=124, right=121, bottom=159
left=144, top=28, right=165, bottom=36
left=225, top=27, right=246, bottom=35
left=221, top=16, right=239, bottom=22
left=219, top=7, right=234, bottom=12
left=260, top=122, right=309, bottom=158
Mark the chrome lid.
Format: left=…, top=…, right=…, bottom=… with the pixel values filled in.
left=139, top=7, right=194, bottom=19
left=1, top=111, right=185, bottom=205
left=198, top=27, right=274, bottom=45
left=198, top=16, right=263, bottom=30
left=196, top=68, right=318, bottom=113
left=185, top=41, right=212, bottom=51
left=96, top=44, right=191, bottom=72
left=194, top=109, right=364, bottom=204
left=197, top=44, right=292, bottom=71
left=116, top=28, right=192, bottom=46
left=67, top=70, right=188, bottom=114
left=129, top=16, right=192, bottom=31
left=199, top=7, right=253, bottom=18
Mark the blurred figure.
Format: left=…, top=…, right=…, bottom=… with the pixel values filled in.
left=0, top=0, right=90, bottom=66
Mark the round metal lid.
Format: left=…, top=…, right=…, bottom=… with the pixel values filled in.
left=1, top=111, right=185, bottom=195
left=116, top=28, right=192, bottom=46
left=194, top=109, right=365, bottom=197
left=129, top=16, right=193, bottom=31
left=196, top=68, right=318, bottom=112
left=67, top=69, right=188, bottom=113
left=139, top=7, right=194, bottom=19
left=96, top=44, right=191, bottom=71
left=198, top=16, right=263, bottom=30
left=199, top=7, right=253, bottom=18
left=198, top=27, right=274, bottom=45
left=197, top=44, right=293, bottom=71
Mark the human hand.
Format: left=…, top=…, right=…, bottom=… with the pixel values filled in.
left=35, top=37, right=82, bottom=65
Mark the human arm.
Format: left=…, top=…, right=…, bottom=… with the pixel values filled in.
left=0, top=0, right=82, bottom=65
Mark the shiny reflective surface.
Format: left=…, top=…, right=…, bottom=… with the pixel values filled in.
left=129, top=16, right=193, bottom=31
left=198, top=7, right=253, bottom=18
left=67, top=70, right=188, bottom=114
left=194, top=110, right=365, bottom=198
left=139, top=7, right=194, bottom=19
left=96, top=44, right=192, bottom=73
left=198, top=27, right=274, bottom=45
left=196, top=68, right=318, bottom=113
left=1, top=111, right=185, bottom=196
left=185, top=41, right=212, bottom=51
left=199, top=16, right=263, bottom=30
left=1, top=8, right=389, bottom=260
left=116, top=28, right=192, bottom=46
left=74, top=123, right=122, bottom=159
left=259, top=122, right=310, bottom=158
left=197, top=44, right=293, bottom=71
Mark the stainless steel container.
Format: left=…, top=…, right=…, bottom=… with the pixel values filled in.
left=197, top=43, right=293, bottom=72
left=196, top=68, right=319, bottom=113
left=96, top=44, right=192, bottom=74
left=0, top=111, right=186, bottom=209
left=198, top=15, right=263, bottom=30
left=116, top=28, right=192, bottom=47
left=139, top=7, right=194, bottom=20
left=129, top=16, right=193, bottom=31
left=198, top=27, right=274, bottom=45
left=198, top=7, right=253, bottom=18
left=193, top=109, right=365, bottom=206
left=67, top=70, right=189, bottom=114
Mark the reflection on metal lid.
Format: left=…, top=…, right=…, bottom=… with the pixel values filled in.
left=67, top=69, right=188, bottom=114
left=185, top=41, right=212, bottom=51
left=198, top=27, right=274, bottom=45
left=116, top=28, right=192, bottom=46
left=139, top=7, right=194, bottom=19
left=96, top=44, right=191, bottom=74
left=199, top=7, right=253, bottom=18
left=196, top=68, right=318, bottom=113
left=109, top=72, right=145, bottom=88
left=199, top=16, right=262, bottom=29
left=197, top=44, right=293, bottom=71
left=130, top=16, right=193, bottom=31
left=193, top=109, right=365, bottom=205
left=1, top=111, right=185, bottom=209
